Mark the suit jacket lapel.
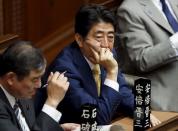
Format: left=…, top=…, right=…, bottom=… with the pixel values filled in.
left=0, top=88, right=22, bottom=130
left=18, top=99, right=36, bottom=130
left=72, top=43, right=99, bottom=97
left=138, top=0, right=174, bottom=34
left=0, top=88, right=12, bottom=108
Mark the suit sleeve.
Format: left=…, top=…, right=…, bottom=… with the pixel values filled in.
left=0, top=100, right=63, bottom=131
left=35, top=112, right=63, bottom=131
left=116, top=3, right=177, bottom=72
left=31, top=98, right=63, bottom=131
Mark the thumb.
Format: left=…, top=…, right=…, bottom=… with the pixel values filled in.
left=47, top=72, right=53, bottom=83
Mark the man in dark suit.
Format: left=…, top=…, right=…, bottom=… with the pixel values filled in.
left=116, top=0, right=178, bottom=112
left=0, top=41, right=79, bottom=131
left=36, top=5, right=134, bottom=125
left=36, top=4, right=160, bottom=126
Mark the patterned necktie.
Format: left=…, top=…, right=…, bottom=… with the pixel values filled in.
left=13, top=100, right=30, bottom=131
left=160, top=0, right=178, bottom=32
left=92, top=64, right=101, bottom=96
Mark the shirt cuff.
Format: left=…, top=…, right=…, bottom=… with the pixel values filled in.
left=42, top=104, right=62, bottom=122
left=170, top=33, right=178, bottom=56
left=104, top=79, right=119, bottom=92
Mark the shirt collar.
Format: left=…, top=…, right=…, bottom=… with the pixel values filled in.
left=0, top=84, right=16, bottom=108
left=83, top=56, right=95, bottom=70
left=151, top=0, right=162, bottom=7
left=152, top=0, right=160, bottom=3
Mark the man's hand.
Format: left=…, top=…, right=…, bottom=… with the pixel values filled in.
left=99, top=48, right=118, bottom=81
left=45, top=71, right=69, bottom=108
left=60, top=123, right=80, bottom=131
left=85, top=38, right=118, bottom=81
left=150, top=113, right=161, bottom=127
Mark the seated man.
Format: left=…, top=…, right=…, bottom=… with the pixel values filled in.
left=0, top=41, right=79, bottom=131
left=35, top=5, right=160, bottom=126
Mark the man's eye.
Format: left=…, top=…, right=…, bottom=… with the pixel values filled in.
left=108, top=36, right=114, bottom=41
left=108, top=35, right=114, bottom=39
left=95, top=36, right=102, bottom=39
left=95, top=36, right=103, bottom=41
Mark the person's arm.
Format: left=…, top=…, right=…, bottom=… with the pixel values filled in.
left=51, top=47, right=131, bottom=125
left=117, top=3, right=177, bottom=72
left=62, top=71, right=121, bottom=125
left=86, top=39, right=134, bottom=114
left=36, top=72, right=69, bottom=131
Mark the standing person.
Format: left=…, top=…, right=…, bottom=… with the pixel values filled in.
left=0, top=41, right=79, bottom=131
left=116, top=0, right=178, bottom=112
left=35, top=4, right=160, bottom=126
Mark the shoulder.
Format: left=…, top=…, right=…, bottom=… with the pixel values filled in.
left=0, top=99, right=13, bottom=117
left=117, top=0, right=146, bottom=25
left=119, top=0, right=139, bottom=9
left=55, top=41, right=80, bottom=59
left=117, top=0, right=142, bottom=15
left=47, top=41, right=82, bottom=73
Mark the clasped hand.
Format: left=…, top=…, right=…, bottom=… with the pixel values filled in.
left=85, top=38, right=118, bottom=81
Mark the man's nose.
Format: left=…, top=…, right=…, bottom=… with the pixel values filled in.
left=100, top=37, right=109, bottom=48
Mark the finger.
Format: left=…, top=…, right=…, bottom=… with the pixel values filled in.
left=105, top=48, right=114, bottom=58
left=100, top=48, right=108, bottom=59
left=58, top=72, right=67, bottom=81
left=61, top=76, right=67, bottom=83
left=100, top=48, right=105, bottom=55
left=150, top=114, right=161, bottom=126
left=58, top=71, right=67, bottom=79
left=90, top=47, right=100, bottom=63
left=154, top=119, right=161, bottom=126
left=104, top=48, right=111, bottom=54
left=47, top=72, right=53, bottom=83
left=66, top=82, right=70, bottom=87
left=52, top=71, right=60, bottom=80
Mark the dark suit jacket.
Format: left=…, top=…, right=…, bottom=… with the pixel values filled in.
left=0, top=88, right=63, bottom=131
left=36, top=42, right=134, bottom=125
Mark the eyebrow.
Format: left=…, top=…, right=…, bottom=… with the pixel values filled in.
left=95, top=30, right=114, bottom=35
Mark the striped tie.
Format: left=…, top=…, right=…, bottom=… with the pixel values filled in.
left=14, top=100, right=30, bottom=131
left=160, top=0, right=178, bottom=32
left=92, top=64, right=101, bottom=96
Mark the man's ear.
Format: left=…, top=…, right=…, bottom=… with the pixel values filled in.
left=5, top=72, right=17, bottom=86
left=75, top=33, right=84, bottom=47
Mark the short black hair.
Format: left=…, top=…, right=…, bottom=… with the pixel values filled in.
left=75, top=4, right=116, bottom=38
left=0, top=40, right=46, bottom=80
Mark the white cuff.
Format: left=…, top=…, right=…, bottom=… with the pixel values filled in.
left=42, top=104, right=62, bottom=122
left=97, top=125, right=112, bottom=131
left=104, top=79, right=119, bottom=92
left=170, top=33, right=178, bottom=56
